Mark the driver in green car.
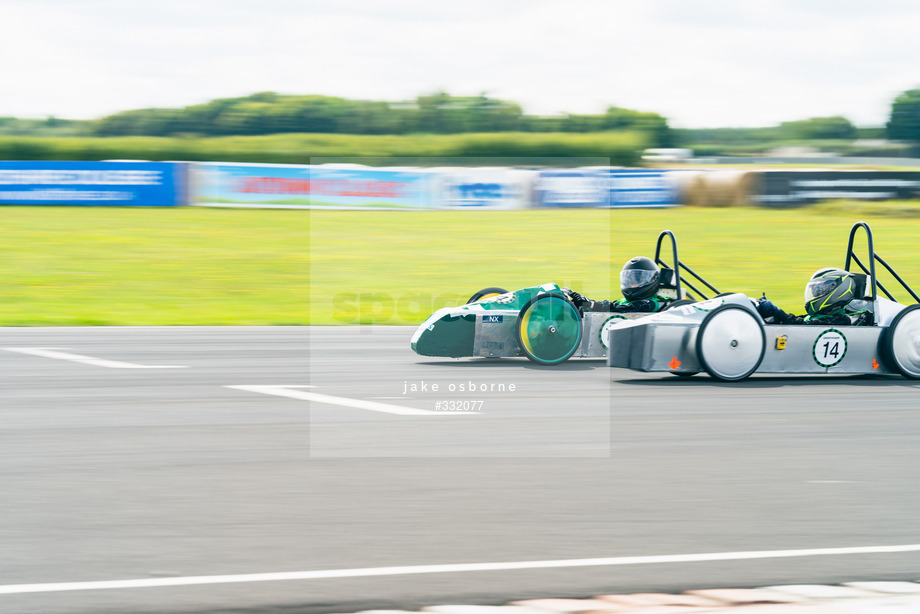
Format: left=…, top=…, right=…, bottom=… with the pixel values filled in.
left=565, top=256, right=673, bottom=313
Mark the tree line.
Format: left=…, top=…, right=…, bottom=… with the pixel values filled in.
left=3, top=87, right=920, bottom=156
left=91, top=87, right=918, bottom=148
left=89, top=91, right=674, bottom=146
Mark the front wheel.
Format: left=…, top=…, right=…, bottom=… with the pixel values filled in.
left=696, top=304, right=765, bottom=381
left=516, top=293, right=582, bottom=365
left=883, top=304, right=920, bottom=379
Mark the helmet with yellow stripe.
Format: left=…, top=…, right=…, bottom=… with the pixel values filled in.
left=804, top=268, right=856, bottom=316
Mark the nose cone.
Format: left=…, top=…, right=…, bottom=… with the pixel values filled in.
left=411, top=309, right=476, bottom=357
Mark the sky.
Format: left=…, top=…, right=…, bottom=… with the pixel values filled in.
left=3, top=0, right=920, bottom=128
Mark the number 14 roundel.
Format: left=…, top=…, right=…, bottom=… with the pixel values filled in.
left=813, top=329, right=847, bottom=368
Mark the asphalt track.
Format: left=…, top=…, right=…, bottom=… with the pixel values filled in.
left=2, top=326, right=920, bottom=614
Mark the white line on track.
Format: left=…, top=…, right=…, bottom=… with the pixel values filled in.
left=3, top=544, right=920, bottom=595
left=2, top=348, right=187, bottom=369
left=227, top=384, right=451, bottom=416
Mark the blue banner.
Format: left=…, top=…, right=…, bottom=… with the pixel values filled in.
left=534, top=169, right=609, bottom=208
left=193, top=163, right=431, bottom=209
left=0, top=161, right=185, bottom=206
left=430, top=168, right=531, bottom=209
left=607, top=169, right=677, bottom=207
left=535, top=168, right=678, bottom=208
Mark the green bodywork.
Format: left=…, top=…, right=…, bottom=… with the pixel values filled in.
left=410, top=283, right=563, bottom=358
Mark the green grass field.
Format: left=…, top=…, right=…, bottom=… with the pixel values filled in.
left=1, top=204, right=918, bottom=326
left=0, top=207, right=309, bottom=325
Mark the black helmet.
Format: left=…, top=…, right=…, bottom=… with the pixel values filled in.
left=620, top=256, right=660, bottom=301
left=804, top=268, right=856, bottom=316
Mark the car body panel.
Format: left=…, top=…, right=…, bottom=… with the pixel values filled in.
left=606, top=292, right=905, bottom=376
left=411, top=283, right=649, bottom=360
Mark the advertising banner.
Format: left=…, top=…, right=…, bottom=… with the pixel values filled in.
left=534, top=169, right=609, bottom=208
left=0, top=161, right=185, bottom=206
left=534, top=168, right=677, bottom=208
left=192, top=163, right=431, bottom=209
left=426, top=167, right=533, bottom=209
left=755, top=171, right=920, bottom=206
left=606, top=169, right=678, bottom=207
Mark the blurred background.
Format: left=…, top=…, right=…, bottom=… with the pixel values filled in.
left=3, top=1, right=920, bottom=326
left=2, top=0, right=920, bottom=163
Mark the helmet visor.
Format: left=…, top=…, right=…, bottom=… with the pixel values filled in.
left=804, top=278, right=838, bottom=302
left=620, top=269, right=658, bottom=289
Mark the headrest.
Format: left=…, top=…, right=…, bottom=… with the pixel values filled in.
left=659, top=267, right=676, bottom=288
left=850, top=273, right=869, bottom=299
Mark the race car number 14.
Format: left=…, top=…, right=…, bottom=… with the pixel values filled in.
left=813, top=329, right=847, bottom=368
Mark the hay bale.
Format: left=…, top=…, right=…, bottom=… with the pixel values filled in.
left=670, top=170, right=709, bottom=206
left=702, top=170, right=763, bottom=207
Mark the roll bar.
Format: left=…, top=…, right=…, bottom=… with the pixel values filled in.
left=654, top=229, right=720, bottom=300
left=844, top=221, right=920, bottom=304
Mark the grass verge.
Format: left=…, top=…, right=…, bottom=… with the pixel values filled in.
left=1, top=203, right=918, bottom=326
left=0, top=206, right=308, bottom=325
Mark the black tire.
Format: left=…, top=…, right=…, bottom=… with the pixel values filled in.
left=666, top=299, right=695, bottom=309
left=696, top=304, right=765, bottom=382
left=882, top=304, right=920, bottom=379
left=516, top=293, right=582, bottom=365
left=466, top=287, right=509, bottom=304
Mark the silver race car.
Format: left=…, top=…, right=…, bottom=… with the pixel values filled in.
left=606, top=222, right=920, bottom=381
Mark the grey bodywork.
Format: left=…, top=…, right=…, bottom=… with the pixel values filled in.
left=472, top=309, right=647, bottom=359
left=606, top=293, right=907, bottom=376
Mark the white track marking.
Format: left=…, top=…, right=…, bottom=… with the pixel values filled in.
left=2, top=544, right=920, bottom=595
left=227, top=385, right=442, bottom=416
left=3, top=348, right=186, bottom=369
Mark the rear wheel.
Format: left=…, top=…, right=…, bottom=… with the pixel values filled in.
left=516, top=293, right=582, bottom=365
left=696, top=304, right=765, bottom=381
left=467, top=287, right=509, bottom=304
left=883, top=304, right=920, bottom=379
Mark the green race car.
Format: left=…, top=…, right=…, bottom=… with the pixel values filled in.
left=410, top=231, right=720, bottom=365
